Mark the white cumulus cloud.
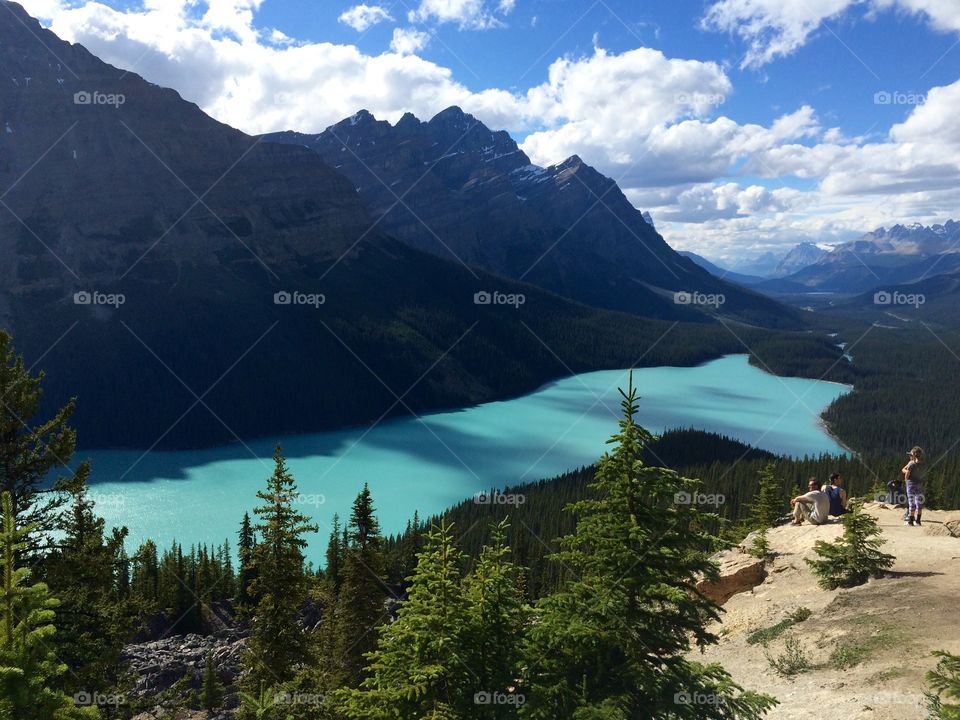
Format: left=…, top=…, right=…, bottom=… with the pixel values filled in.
left=390, top=27, right=431, bottom=54
left=702, top=0, right=960, bottom=67
left=407, top=0, right=513, bottom=29
left=338, top=4, right=394, bottom=32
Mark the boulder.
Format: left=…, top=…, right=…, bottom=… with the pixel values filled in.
left=925, top=518, right=960, bottom=538
left=697, top=550, right=767, bottom=605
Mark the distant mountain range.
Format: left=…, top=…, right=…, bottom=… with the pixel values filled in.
left=777, top=222, right=960, bottom=293
left=692, top=223, right=960, bottom=301
left=772, top=242, right=829, bottom=278
left=677, top=252, right=767, bottom=287
left=0, top=1, right=801, bottom=449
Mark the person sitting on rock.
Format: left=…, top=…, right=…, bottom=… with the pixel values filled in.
left=822, top=472, right=850, bottom=517
left=790, top=478, right=830, bottom=526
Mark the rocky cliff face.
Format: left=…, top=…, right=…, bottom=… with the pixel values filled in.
left=265, top=109, right=797, bottom=327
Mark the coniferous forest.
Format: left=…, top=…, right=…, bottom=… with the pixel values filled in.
left=2, top=314, right=960, bottom=720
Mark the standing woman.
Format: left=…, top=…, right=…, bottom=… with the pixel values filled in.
left=902, top=446, right=926, bottom=526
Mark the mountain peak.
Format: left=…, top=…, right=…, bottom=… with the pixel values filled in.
left=349, top=109, right=375, bottom=125
left=428, top=106, right=484, bottom=131
left=395, top=111, right=421, bottom=130
left=557, top=155, right=585, bottom=170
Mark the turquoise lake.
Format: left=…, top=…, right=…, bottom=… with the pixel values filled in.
left=86, top=354, right=851, bottom=563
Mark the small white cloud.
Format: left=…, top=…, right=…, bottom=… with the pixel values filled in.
left=390, top=27, right=431, bottom=54
left=338, top=4, right=394, bottom=32
left=269, top=28, right=294, bottom=45
left=408, top=0, right=508, bottom=29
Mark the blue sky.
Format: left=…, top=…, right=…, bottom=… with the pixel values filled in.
left=24, top=0, right=960, bottom=262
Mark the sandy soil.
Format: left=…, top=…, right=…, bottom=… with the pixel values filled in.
left=694, top=504, right=960, bottom=719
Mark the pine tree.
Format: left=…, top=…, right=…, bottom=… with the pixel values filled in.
left=237, top=512, right=258, bottom=613
left=926, top=651, right=960, bottom=720
left=201, top=650, right=225, bottom=711
left=40, top=488, right=137, bottom=695
left=749, top=464, right=784, bottom=531
left=746, top=464, right=783, bottom=561
left=338, top=521, right=470, bottom=719
left=806, top=501, right=895, bottom=589
left=332, top=485, right=387, bottom=687
left=520, top=380, right=777, bottom=719
left=0, top=332, right=88, bottom=556
left=0, top=492, right=99, bottom=719
left=244, top=445, right=318, bottom=684
left=131, top=539, right=160, bottom=604
left=324, top=514, right=343, bottom=592
left=461, top=519, right=528, bottom=719
left=219, top=539, right=236, bottom=600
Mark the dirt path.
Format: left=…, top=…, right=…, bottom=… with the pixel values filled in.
left=695, top=504, right=960, bottom=719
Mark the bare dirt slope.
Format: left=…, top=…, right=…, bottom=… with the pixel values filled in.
left=695, top=504, right=960, bottom=719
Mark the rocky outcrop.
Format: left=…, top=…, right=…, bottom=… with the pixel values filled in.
left=924, top=515, right=960, bottom=538
left=122, top=631, right=246, bottom=717
left=697, top=548, right=767, bottom=606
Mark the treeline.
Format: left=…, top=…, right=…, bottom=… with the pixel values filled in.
left=822, top=327, right=960, bottom=456
left=384, top=427, right=960, bottom=600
